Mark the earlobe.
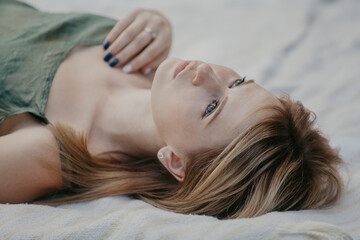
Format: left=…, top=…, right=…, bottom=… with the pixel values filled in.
left=157, top=146, right=185, bottom=182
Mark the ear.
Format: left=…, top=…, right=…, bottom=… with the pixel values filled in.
left=157, top=146, right=185, bottom=182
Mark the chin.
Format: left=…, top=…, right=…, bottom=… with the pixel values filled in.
left=154, top=58, right=182, bottom=83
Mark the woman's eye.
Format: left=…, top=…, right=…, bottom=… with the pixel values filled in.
left=202, top=101, right=218, bottom=119
left=202, top=76, right=246, bottom=119
left=230, top=76, right=246, bottom=88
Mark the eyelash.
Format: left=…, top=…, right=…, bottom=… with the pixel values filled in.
left=201, top=76, right=246, bottom=119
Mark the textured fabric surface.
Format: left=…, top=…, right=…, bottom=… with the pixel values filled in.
left=0, top=0, right=116, bottom=124
left=0, top=0, right=359, bottom=239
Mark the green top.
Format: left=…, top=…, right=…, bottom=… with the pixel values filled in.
left=0, top=0, right=117, bottom=125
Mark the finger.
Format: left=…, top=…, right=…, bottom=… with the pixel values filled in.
left=102, top=9, right=139, bottom=49
left=122, top=36, right=168, bottom=72
left=141, top=49, right=169, bottom=75
left=103, top=17, right=146, bottom=60
left=108, top=30, right=154, bottom=68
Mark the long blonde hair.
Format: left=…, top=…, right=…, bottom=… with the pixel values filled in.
left=38, top=95, right=345, bottom=219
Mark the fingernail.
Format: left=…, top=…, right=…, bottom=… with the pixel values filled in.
left=103, top=41, right=110, bottom=50
left=122, top=64, right=132, bottom=73
left=144, top=67, right=152, bottom=75
left=104, top=52, right=112, bottom=62
left=109, top=58, right=119, bottom=67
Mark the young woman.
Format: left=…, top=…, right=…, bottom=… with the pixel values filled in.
left=0, top=0, right=344, bottom=219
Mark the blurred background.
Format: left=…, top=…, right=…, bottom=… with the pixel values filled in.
left=21, top=1, right=360, bottom=82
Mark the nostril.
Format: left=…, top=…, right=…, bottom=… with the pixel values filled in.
left=191, top=72, right=201, bottom=86
left=192, top=64, right=213, bottom=86
left=191, top=63, right=214, bottom=86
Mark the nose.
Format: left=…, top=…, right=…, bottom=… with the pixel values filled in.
left=191, top=63, right=221, bottom=89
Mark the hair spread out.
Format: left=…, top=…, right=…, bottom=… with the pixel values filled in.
left=37, top=94, right=345, bottom=220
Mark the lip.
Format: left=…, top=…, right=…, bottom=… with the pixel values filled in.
left=173, top=60, right=191, bottom=79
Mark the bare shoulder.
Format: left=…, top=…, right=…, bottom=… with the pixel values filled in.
left=0, top=113, right=64, bottom=203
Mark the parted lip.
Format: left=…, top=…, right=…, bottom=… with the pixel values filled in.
left=173, top=60, right=191, bottom=79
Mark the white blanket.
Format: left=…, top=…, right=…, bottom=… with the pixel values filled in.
left=1, top=0, right=359, bottom=239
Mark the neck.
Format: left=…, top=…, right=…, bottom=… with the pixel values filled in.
left=88, top=87, right=165, bottom=158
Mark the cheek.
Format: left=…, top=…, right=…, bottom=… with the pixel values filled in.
left=162, top=97, right=195, bottom=137
left=154, top=95, right=202, bottom=149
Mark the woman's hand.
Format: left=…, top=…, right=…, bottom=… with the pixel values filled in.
left=102, top=9, right=172, bottom=75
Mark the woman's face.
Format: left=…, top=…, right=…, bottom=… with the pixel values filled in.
left=151, top=58, right=279, bottom=160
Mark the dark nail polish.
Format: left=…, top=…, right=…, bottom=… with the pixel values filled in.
left=104, top=52, right=112, bottom=62
left=109, top=58, right=119, bottom=67
left=103, top=41, right=110, bottom=50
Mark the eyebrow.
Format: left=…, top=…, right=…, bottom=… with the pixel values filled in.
left=205, top=80, right=255, bottom=128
